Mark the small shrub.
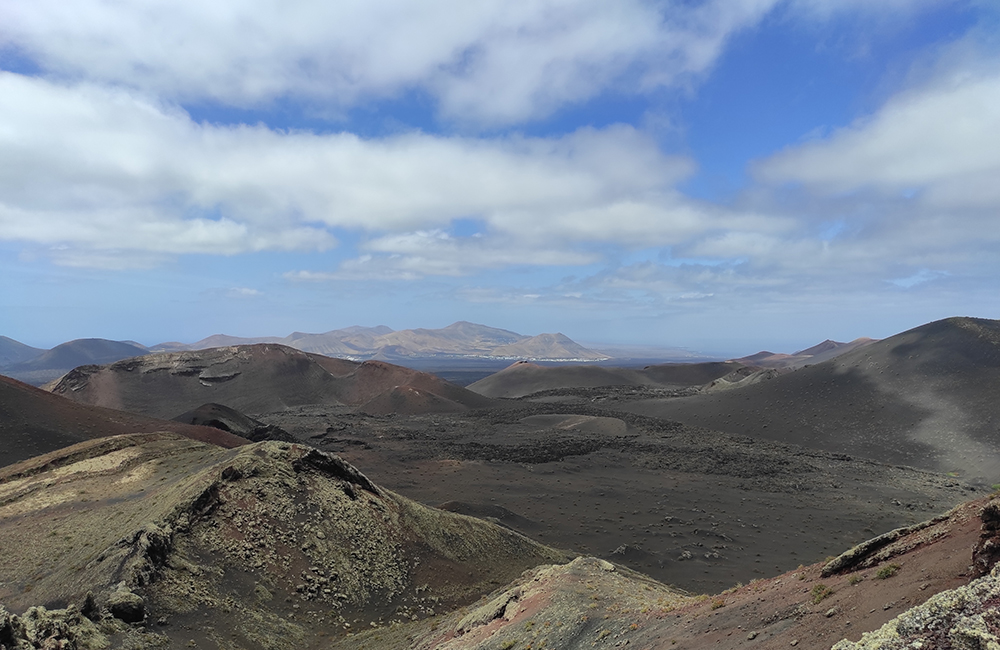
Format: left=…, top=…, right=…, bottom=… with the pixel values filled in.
left=711, top=599, right=725, bottom=610
left=881, top=564, right=901, bottom=579
left=848, top=574, right=863, bottom=586
left=811, top=583, right=833, bottom=604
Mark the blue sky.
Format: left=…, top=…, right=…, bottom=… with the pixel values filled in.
left=1, top=0, right=999, bottom=355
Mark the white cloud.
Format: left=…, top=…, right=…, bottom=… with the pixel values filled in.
left=754, top=67, right=1000, bottom=210
left=0, top=72, right=789, bottom=268
left=741, top=48, right=1000, bottom=299
left=288, top=229, right=601, bottom=280
left=0, top=0, right=785, bottom=125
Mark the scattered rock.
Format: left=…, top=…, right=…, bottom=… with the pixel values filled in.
left=107, top=583, right=145, bottom=623
left=80, top=591, right=100, bottom=621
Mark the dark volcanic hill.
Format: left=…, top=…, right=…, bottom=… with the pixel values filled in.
left=0, top=335, right=44, bottom=368
left=10, top=337, right=148, bottom=371
left=172, top=402, right=297, bottom=442
left=47, top=344, right=493, bottom=419
left=0, top=374, right=246, bottom=467
left=4, top=338, right=150, bottom=386
left=623, top=317, right=1000, bottom=480
left=468, top=360, right=744, bottom=398
left=733, top=337, right=876, bottom=369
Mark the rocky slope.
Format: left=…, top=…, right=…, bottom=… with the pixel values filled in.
left=0, top=435, right=569, bottom=649
left=289, top=490, right=1000, bottom=650
left=2, top=429, right=999, bottom=649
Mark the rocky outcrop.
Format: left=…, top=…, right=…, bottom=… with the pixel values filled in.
left=0, top=436, right=568, bottom=649
left=106, top=584, right=145, bottom=623
left=0, top=604, right=107, bottom=650
left=821, top=515, right=950, bottom=578
left=832, top=563, right=1000, bottom=649
left=973, top=499, right=1000, bottom=576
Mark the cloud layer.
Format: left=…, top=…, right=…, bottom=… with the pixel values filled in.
left=2, top=72, right=790, bottom=271
left=1, top=0, right=789, bottom=125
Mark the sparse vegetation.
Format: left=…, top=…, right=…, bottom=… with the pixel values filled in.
left=811, top=584, right=833, bottom=604
left=848, top=574, right=863, bottom=586
left=875, top=564, right=901, bottom=579
left=711, top=598, right=725, bottom=610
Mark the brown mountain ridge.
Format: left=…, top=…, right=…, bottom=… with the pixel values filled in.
left=45, top=344, right=494, bottom=420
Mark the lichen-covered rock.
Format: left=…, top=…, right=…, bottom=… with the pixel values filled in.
left=0, top=604, right=109, bottom=650
left=0, top=606, right=29, bottom=650
left=832, top=563, right=1000, bottom=649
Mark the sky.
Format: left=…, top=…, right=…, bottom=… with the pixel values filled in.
left=1, top=0, right=999, bottom=355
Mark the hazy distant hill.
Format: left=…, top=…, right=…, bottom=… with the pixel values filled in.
left=283, top=325, right=394, bottom=356
left=0, top=335, right=44, bottom=367
left=489, top=332, right=602, bottom=359
left=153, top=321, right=610, bottom=361
left=3, top=338, right=150, bottom=386
left=733, top=337, right=875, bottom=368
left=625, top=317, right=1000, bottom=480
left=9, top=338, right=148, bottom=371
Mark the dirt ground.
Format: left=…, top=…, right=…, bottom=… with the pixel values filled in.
left=259, top=402, right=982, bottom=595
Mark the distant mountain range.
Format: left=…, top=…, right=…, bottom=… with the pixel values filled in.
left=152, top=321, right=611, bottom=362
left=0, top=322, right=611, bottom=385
left=1, top=323, right=887, bottom=387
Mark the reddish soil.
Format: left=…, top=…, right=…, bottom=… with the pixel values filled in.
left=0, top=374, right=246, bottom=466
